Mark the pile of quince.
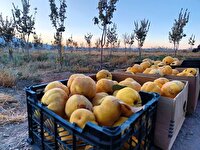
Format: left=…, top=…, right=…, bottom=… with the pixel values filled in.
left=41, top=70, right=143, bottom=129
left=41, top=69, right=185, bottom=129
left=38, top=69, right=185, bottom=149
left=126, top=56, right=197, bottom=77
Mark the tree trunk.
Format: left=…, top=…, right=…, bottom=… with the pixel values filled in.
left=174, top=43, right=179, bottom=57
left=25, top=35, right=30, bottom=60
left=109, top=47, right=112, bottom=56
left=138, top=47, right=142, bottom=60
left=58, top=40, right=63, bottom=70
left=100, top=26, right=107, bottom=69
left=89, top=46, right=91, bottom=55
left=8, top=48, right=14, bottom=62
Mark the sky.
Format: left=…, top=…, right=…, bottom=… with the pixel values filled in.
left=0, top=0, right=200, bottom=49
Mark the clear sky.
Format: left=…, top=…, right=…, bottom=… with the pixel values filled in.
left=0, top=0, right=200, bottom=49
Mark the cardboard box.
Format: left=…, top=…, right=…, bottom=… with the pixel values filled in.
left=136, top=68, right=199, bottom=114
left=115, top=68, right=199, bottom=114
left=110, top=72, right=188, bottom=150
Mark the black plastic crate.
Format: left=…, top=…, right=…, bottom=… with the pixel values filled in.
left=25, top=79, right=159, bottom=150
left=180, top=59, right=200, bottom=69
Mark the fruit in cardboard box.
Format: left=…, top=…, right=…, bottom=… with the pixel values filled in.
left=70, top=108, right=97, bottom=128
left=96, top=69, right=112, bottom=81
left=183, top=68, right=197, bottom=76
left=65, top=94, right=93, bottom=118
left=70, top=76, right=96, bottom=99
left=92, top=92, right=108, bottom=106
left=161, top=65, right=172, bottom=75
left=131, top=64, right=143, bottom=73
left=177, top=72, right=194, bottom=76
left=126, top=67, right=132, bottom=73
left=150, top=65, right=159, bottom=69
left=44, top=81, right=69, bottom=95
left=93, top=96, right=121, bottom=126
left=124, top=77, right=136, bottom=82
left=157, top=62, right=166, bottom=67
left=162, top=56, right=174, bottom=65
left=171, top=80, right=185, bottom=90
left=140, top=61, right=151, bottom=70
left=116, top=87, right=141, bottom=106
left=172, top=69, right=179, bottom=75
left=142, top=58, right=154, bottom=65
left=143, top=68, right=152, bottom=74
left=96, top=78, right=117, bottom=94
left=41, top=88, right=69, bottom=117
left=154, top=77, right=169, bottom=88
left=161, top=81, right=184, bottom=98
left=149, top=69, right=164, bottom=76
left=141, top=82, right=161, bottom=95
left=170, top=60, right=181, bottom=66
left=154, top=60, right=162, bottom=65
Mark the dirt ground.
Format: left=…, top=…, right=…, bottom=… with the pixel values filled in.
left=0, top=72, right=200, bottom=150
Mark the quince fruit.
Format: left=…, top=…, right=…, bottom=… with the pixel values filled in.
left=183, top=68, right=197, bottom=76
left=70, top=76, right=96, bottom=99
left=96, top=69, right=112, bottom=81
left=67, top=74, right=85, bottom=87
left=116, top=87, right=141, bottom=106
left=65, top=94, right=93, bottom=118
left=92, top=92, right=108, bottom=106
left=113, top=117, right=128, bottom=127
left=44, top=81, right=69, bottom=95
left=162, top=56, right=174, bottom=65
left=93, top=96, right=121, bottom=126
left=41, top=88, right=68, bottom=117
left=70, top=108, right=97, bottom=128
left=154, top=77, right=169, bottom=88
left=141, top=81, right=161, bottom=95
left=96, top=78, right=117, bottom=94
left=161, top=81, right=184, bottom=98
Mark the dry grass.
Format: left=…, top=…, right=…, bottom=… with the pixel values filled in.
left=0, top=68, right=16, bottom=87
left=0, top=113, right=27, bottom=125
left=0, top=93, right=16, bottom=104
left=0, top=93, right=27, bottom=125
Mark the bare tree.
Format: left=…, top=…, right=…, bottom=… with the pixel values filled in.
left=188, top=34, right=195, bottom=50
left=169, top=8, right=189, bottom=56
left=12, top=0, right=37, bottom=58
left=49, top=0, right=67, bottom=70
left=66, top=35, right=73, bottom=52
left=93, top=0, right=119, bottom=68
left=117, top=39, right=120, bottom=48
left=122, top=33, right=129, bottom=54
left=95, top=38, right=101, bottom=49
left=134, top=19, right=150, bottom=60
left=33, top=33, right=43, bottom=50
left=72, top=41, right=78, bottom=49
left=0, top=13, right=15, bottom=61
left=127, top=33, right=134, bottom=49
left=84, top=33, right=93, bottom=54
left=107, top=23, right=118, bottom=55
left=66, top=35, right=73, bottom=47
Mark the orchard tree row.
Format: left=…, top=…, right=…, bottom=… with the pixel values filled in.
left=0, top=0, right=196, bottom=68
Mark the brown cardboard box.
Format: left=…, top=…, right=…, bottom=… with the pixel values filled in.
left=115, top=68, right=199, bottom=114
left=136, top=68, right=199, bottom=114
left=110, top=72, right=188, bottom=150
left=154, top=83, right=188, bottom=150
